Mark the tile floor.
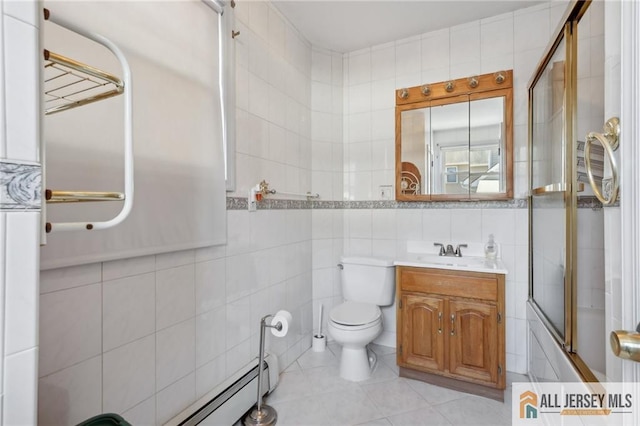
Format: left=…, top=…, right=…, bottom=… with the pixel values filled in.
left=265, top=343, right=527, bottom=425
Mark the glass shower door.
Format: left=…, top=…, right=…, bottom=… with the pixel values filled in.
left=530, top=31, right=570, bottom=342
left=529, top=0, right=606, bottom=382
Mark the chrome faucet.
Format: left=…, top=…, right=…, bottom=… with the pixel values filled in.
left=434, top=242, right=467, bottom=257
left=445, top=244, right=455, bottom=256
left=454, top=244, right=468, bottom=257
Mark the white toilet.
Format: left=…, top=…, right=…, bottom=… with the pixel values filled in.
left=328, top=256, right=395, bottom=381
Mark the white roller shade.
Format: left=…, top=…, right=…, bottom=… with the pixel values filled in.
left=41, top=0, right=226, bottom=269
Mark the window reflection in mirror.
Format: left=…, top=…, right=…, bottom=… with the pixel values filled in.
left=469, top=96, right=506, bottom=194
left=395, top=71, right=513, bottom=201
left=431, top=100, right=470, bottom=195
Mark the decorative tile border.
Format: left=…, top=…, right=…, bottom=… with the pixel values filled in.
left=227, top=196, right=606, bottom=210
left=0, top=161, right=42, bottom=210
left=227, top=197, right=529, bottom=210
left=577, top=196, right=609, bottom=209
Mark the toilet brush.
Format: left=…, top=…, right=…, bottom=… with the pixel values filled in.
left=312, top=303, right=326, bottom=352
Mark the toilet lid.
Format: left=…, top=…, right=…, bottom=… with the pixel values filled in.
left=330, top=301, right=381, bottom=326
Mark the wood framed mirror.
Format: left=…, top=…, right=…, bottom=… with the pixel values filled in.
left=395, top=71, right=514, bottom=201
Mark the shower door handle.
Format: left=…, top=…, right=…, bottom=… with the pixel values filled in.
left=611, top=323, right=640, bottom=362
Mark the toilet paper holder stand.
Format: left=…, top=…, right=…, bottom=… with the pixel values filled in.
left=243, top=313, right=285, bottom=426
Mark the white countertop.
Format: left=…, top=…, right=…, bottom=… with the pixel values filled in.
left=394, top=253, right=509, bottom=275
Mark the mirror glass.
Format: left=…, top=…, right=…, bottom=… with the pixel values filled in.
left=431, top=99, right=470, bottom=195
left=399, top=108, right=429, bottom=195
left=469, top=96, right=506, bottom=194
left=397, top=90, right=510, bottom=200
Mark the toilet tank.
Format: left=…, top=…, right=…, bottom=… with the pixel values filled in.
left=340, top=256, right=395, bottom=306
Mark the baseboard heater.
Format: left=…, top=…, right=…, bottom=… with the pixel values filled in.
left=165, top=354, right=279, bottom=426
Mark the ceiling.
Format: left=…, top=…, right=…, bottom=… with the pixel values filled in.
left=272, top=1, right=544, bottom=53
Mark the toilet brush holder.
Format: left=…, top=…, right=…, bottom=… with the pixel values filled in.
left=312, top=334, right=326, bottom=352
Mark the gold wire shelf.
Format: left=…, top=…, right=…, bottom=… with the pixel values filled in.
left=45, top=189, right=125, bottom=203
left=43, top=49, right=124, bottom=115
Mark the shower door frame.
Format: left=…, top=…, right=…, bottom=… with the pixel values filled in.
left=527, top=0, right=598, bottom=383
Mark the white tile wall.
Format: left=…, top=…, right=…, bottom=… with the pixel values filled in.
left=3, top=14, right=39, bottom=162
left=1, top=1, right=41, bottom=423
left=3, top=0, right=39, bottom=27
left=156, top=265, right=195, bottom=331
left=102, top=272, right=155, bottom=352
left=102, top=335, right=156, bottom=414
left=4, top=212, right=39, bottom=356
left=39, top=283, right=102, bottom=376
left=155, top=373, right=196, bottom=425
left=121, top=396, right=156, bottom=426
left=156, top=319, right=195, bottom=392
left=4, top=347, right=38, bottom=426
left=38, top=356, right=102, bottom=426
left=40, top=262, right=102, bottom=294
left=0, top=214, right=4, bottom=409
left=0, top=2, right=5, bottom=160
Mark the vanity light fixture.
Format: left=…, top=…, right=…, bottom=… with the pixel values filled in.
left=420, top=85, right=431, bottom=96
left=398, top=88, right=409, bottom=99
left=494, top=71, right=506, bottom=84
left=445, top=81, right=455, bottom=92
left=468, top=76, right=479, bottom=89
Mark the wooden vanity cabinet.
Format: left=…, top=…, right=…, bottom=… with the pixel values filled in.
left=396, top=266, right=506, bottom=400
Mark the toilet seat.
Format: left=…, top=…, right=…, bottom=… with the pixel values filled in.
left=329, top=301, right=381, bottom=329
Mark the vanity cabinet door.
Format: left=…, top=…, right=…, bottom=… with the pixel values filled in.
left=399, top=294, right=445, bottom=372
left=448, top=299, right=499, bottom=385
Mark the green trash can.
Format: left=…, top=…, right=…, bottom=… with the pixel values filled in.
left=77, top=413, right=131, bottom=426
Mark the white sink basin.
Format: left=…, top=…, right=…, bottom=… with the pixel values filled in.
left=415, top=254, right=485, bottom=267
left=394, top=253, right=508, bottom=274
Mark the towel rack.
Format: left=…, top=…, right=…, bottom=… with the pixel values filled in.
left=258, top=180, right=319, bottom=199
left=43, top=9, right=134, bottom=233
left=44, top=49, right=124, bottom=115
left=265, top=190, right=320, bottom=200
left=585, top=117, right=620, bottom=205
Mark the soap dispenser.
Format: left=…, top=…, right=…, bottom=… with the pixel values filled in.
left=484, top=234, right=497, bottom=259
